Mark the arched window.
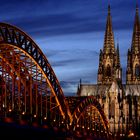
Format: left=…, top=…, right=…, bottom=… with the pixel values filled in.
left=106, top=64, right=111, bottom=77
left=135, top=64, right=140, bottom=77
left=109, top=100, right=115, bottom=119
left=110, top=101, right=115, bottom=117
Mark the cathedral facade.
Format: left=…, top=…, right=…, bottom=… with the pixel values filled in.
left=77, top=5, right=140, bottom=136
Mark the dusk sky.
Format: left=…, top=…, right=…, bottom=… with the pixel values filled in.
left=0, top=0, right=140, bottom=96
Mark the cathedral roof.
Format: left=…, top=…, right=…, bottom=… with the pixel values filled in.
left=78, top=84, right=110, bottom=96
left=124, top=84, right=140, bottom=96
left=78, top=83, right=140, bottom=97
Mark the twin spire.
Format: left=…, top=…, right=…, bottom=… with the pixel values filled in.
left=126, top=4, right=140, bottom=84
left=97, top=5, right=121, bottom=84
left=103, top=5, right=115, bottom=53
left=98, top=4, right=140, bottom=85
left=131, top=4, right=140, bottom=53
left=104, top=4, right=140, bottom=54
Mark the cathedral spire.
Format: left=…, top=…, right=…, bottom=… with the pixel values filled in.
left=103, top=5, right=115, bottom=54
left=97, top=5, right=122, bottom=85
left=116, top=42, right=120, bottom=67
left=131, top=4, right=140, bottom=53
left=126, top=4, right=140, bottom=84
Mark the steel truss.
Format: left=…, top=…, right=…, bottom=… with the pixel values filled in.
left=0, top=22, right=72, bottom=124
left=0, top=23, right=111, bottom=138
left=72, top=96, right=110, bottom=138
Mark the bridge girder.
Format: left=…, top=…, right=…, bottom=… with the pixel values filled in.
left=0, top=23, right=111, bottom=138
left=72, top=96, right=110, bottom=137
left=0, top=22, right=72, bottom=123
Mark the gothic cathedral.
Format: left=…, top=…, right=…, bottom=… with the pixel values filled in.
left=77, top=5, right=140, bottom=135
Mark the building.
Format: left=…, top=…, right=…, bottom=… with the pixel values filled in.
left=77, top=5, right=140, bottom=136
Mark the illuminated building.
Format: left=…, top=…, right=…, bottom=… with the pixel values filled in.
left=77, top=4, right=140, bottom=136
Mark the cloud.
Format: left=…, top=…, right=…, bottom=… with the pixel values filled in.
left=1, top=0, right=137, bottom=40
left=58, top=67, right=97, bottom=96
left=59, top=81, right=78, bottom=96
left=8, top=14, right=105, bottom=38
left=47, top=49, right=99, bottom=68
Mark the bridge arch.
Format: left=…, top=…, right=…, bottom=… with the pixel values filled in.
left=0, top=22, right=72, bottom=124
left=72, top=96, right=109, bottom=136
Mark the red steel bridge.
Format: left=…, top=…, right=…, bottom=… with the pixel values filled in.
left=0, top=23, right=111, bottom=139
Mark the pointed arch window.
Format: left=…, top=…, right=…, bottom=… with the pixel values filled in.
left=135, top=64, right=140, bottom=77
left=106, top=64, right=111, bottom=77
left=110, top=100, right=115, bottom=118
left=109, top=100, right=115, bottom=118
left=116, top=69, right=121, bottom=79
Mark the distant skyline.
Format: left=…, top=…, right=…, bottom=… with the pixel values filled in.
left=0, top=0, right=140, bottom=95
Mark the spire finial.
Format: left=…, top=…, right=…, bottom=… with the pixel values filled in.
left=117, top=37, right=119, bottom=46
left=136, top=1, right=139, bottom=11
left=117, top=41, right=119, bottom=50
left=116, top=37, right=119, bottom=53
left=108, top=0, right=110, bottom=5
left=136, top=0, right=138, bottom=6
left=108, top=4, right=111, bottom=14
left=80, top=78, right=82, bottom=85
left=136, top=0, right=139, bottom=12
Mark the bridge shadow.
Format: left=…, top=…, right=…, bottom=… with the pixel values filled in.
left=0, top=121, right=66, bottom=140
left=0, top=121, right=111, bottom=140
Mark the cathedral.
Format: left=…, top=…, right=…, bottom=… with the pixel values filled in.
left=77, top=5, right=140, bottom=135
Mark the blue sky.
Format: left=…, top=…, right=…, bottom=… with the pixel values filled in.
left=0, top=0, right=139, bottom=96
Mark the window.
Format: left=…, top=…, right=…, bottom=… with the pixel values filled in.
left=109, top=100, right=115, bottom=118
left=135, top=64, right=140, bottom=77
left=106, top=64, right=111, bottom=77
